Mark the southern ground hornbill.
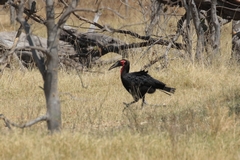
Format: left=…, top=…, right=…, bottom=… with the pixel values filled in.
left=109, top=59, right=176, bottom=109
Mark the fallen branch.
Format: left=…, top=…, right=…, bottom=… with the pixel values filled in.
left=0, top=114, right=48, bottom=129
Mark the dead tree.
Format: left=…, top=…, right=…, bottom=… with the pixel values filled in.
left=210, top=0, right=220, bottom=55
left=145, top=0, right=164, bottom=36
left=232, top=20, right=240, bottom=62
left=189, top=0, right=204, bottom=62
left=155, top=0, right=240, bottom=62
left=0, top=0, right=79, bottom=132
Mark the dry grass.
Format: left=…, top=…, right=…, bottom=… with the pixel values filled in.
left=1, top=57, right=240, bottom=160
left=1, top=0, right=240, bottom=159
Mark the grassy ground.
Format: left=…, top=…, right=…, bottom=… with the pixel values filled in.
left=0, top=1, right=240, bottom=160
left=1, top=58, right=240, bottom=159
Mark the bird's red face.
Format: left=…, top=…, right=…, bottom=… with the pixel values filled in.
left=109, top=59, right=127, bottom=70
left=119, top=59, right=127, bottom=74
left=120, top=59, right=126, bottom=67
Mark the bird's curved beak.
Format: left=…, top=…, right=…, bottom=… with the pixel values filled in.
left=108, top=61, right=121, bottom=70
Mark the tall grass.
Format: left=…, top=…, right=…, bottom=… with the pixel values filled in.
left=0, top=1, right=240, bottom=159
left=1, top=57, right=240, bottom=159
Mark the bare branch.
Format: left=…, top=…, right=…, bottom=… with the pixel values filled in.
left=16, top=0, right=45, bottom=76
left=72, top=13, right=105, bottom=30
left=59, top=2, right=124, bottom=23
left=99, top=7, right=124, bottom=19
left=76, top=71, right=88, bottom=89
left=70, top=13, right=173, bottom=45
left=117, top=38, right=184, bottom=50
left=142, top=54, right=165, bottom=70
left=106, top=26, right=152, bottom=41
left=59, top=0, right=68, bottom=6
left=71, top=13, right=151, bottom=41
left=22, top=115, right=48, bottom=128
left=3, top=1, right=39, bottom=72
left=0, top=114, right=12, bottom=129
left=0, top=114, right=48, bottom=129
left=8, top=1, right=45, bottom=25
left=57, top=0, right=79, bottom=28
left=163, top=29, right=182, bottom=67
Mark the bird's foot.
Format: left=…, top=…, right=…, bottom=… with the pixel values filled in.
left=141, top=101, right=148, bottom=109
left=123, top=102, right=129, bottom=112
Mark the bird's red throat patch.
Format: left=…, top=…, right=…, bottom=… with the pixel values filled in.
left=120, top=60, right=126, bottom=74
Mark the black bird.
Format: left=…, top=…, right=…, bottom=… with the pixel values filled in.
left=109, top=59, right=176, bottom=109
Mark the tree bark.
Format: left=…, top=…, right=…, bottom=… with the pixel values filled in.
left=44, top=0, right=62, bottom=131
left=210, top=0, right=220, bottom=55
left=190, top=0, right=204, bottom=62
left=232, top=20, right=240, bottom=62
left=145, top=0, right=163, bottom=36
left=181, top=0, right=193, bottom=61
left=44, top=0, right=79, bottom=131
left=0, top=0, right=79, bottom=131
left=10, top=5, right=15, bottom=25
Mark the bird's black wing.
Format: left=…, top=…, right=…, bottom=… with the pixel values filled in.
left=129, top=71, right=165, bottom=87
left=121, top=70, right=166, bottom=97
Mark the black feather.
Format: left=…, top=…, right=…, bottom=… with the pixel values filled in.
left=109, top=59, right=176, bottom=107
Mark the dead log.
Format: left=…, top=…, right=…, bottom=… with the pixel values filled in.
left=0, top=31, right=83, bottom=71
left=59, top=26, right=186, bottom=67
left=59, top=27, right=127, bottom=67
left=0, top=26, right=185, bottom=71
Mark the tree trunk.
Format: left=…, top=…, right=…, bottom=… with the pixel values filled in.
left=190, top=0, right=204, bottom=62
left=45, top=0, right=61, bottom=131
left=210, top=0, right=220, bottom=55
left=232, top=20, right=240, bottom=62
left=10, top=4, right=16, bottom=25
left=145, top=0, right=163, bottom=36
left=181, top=0, right=193, bottom=61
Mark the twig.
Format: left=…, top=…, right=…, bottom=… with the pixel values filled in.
left=76, top=70, right=88, bottom=89
left=8, top=1, right=45, bottom=25
left=60, top=0, right=124, bottom=19
left=22, top=115, right=48, bottom=128
left=142, top=55, right=165, bottom=70
left=133, top=38, right=167, bottom=66
left=163, top=29, right=182, bottom=67
left=57, top=0, right=79, bottom=28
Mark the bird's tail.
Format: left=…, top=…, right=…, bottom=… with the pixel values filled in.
left=163, top=86, right=176, bottom=95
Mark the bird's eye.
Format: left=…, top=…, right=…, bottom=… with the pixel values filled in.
left=120, top=60, right=126, bottom=65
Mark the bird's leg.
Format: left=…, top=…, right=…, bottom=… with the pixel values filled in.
left=123, top=100, right=137, bottom=107
left=141, top=96, right=148, bottom=109
left=123, top=100, right=138, bottom=112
